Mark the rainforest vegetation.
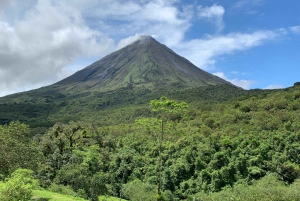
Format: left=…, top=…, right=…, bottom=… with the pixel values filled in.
left=1, top=84, right=300, bottom=200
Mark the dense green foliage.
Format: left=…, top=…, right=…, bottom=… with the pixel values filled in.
left=0, top=84, right=257, bottom=135
left=0, top=121, right=40, bottom=176
left=192, top=174, right=300, bottom=201
left=0, top=85, right=300, bottom=200
left=0, top=169, right=38, bottom=201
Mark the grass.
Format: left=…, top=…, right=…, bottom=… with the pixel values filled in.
left=32, top=189, right=127, bottom=201
left=98, top=196, right=127, bottom=201
left=32, top=189, right=86, bottom=201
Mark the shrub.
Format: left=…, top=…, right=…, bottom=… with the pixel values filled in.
left=0, top=169, right=38, bottom=201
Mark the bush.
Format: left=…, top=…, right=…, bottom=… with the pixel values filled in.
left=0, top=169, right=38, bottom=201
left=47, top=183, right=77, bottom=196
left=122, top=179, right=156, bottom=201
left=193, top=174, right=300, bottom=201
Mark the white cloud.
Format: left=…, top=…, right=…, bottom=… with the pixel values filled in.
left=230, top=0, right=265, bottom=16
left=117, top=34, right=159, bottom=50
left=0, top=0, right=115, bottom=97
left=232, top=0, right=265, bottom=10
left=264, top=84, right=283, bottom=89
left=289, top=26, right=300, bottom=34
left=0, top=0, right=16, bottom=15
left=173, top=30, right=284, bottom=70
left=198, top=4, right=225, bottom=33
left=117, top=34, right=144, bottom=50
left=72, top=0, right=142, bottom=19
left=213, top=72, right=255, bottom=89
left=72, top=0, right=191, bottom=47
left=180, top=4, right=194, bottom=20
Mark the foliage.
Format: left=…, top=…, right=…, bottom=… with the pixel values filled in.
left=148, top=96, right=188, bottom=197
left=33, top=87, right=300, bottom=199
left=122, top=179, right=157, bottom=201
left=0, top=84, right=250, bottom=135
left=1, top=85, right=300, bottom=200
left=0, top=121, right=41, bottom=176
left=192, top=174, right=300, bottom=201
left=36, top=122, right=106, bottom=200
left=0, top=169, right=38, bottom=201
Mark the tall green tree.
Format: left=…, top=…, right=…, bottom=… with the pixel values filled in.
left=37, top=121, right=94, bottom=186
left=0, top=121, right=40, bottom=176
left=142, top=96, right=188, bottom=199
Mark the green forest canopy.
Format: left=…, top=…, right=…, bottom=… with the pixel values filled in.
left=0, top=85, right=300, bottom=200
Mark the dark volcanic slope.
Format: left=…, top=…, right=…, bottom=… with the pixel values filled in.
left=56, top=35, right=232, bottom=92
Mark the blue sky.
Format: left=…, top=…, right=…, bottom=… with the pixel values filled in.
left=0, top=0, right=299, bottom=96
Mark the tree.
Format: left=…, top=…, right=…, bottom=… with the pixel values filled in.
left=37, top=121, right=94, bottom=184
left=0, top=121, right=40, bottom=176
left=147, top=96, right=188, bottom=199
left=0, top=169, right=38, bottom=201
left=122, top=179, right=157, bottom=201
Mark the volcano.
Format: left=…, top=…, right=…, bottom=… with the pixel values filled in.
left=0, top=35, right=239, bottom=130
left=56, top=35, right=232, bottom=92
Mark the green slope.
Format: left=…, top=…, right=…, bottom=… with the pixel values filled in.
left=0, top=84, right=254, bottom=135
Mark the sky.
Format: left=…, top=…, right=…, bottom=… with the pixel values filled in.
left=0, top=0, right=300, bottom=97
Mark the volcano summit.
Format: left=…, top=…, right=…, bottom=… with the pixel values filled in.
left=56, top=35, right=232, bottom=92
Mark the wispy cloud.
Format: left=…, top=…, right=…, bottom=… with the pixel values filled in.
left=232, top=0, right=265, bottom=9
left=173, top=30, right=285, bottom=70
left=117, top=33, right=157, bottom=50
left=213, top=72, right=255, bottom=89
left=289, top=26, right=300, bottom=34
left=231, top=71, right=239, bottom=74
left=264, top=84, right=284, bottom=89
left=179, top=4, right=194, bottom=20
left=197, top=4, right=225, bottom=33
left=230, top=0, right=265, bottom=15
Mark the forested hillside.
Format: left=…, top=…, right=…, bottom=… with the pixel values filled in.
left=0, top=84, right=245, bottom=135
left=1, top=83, right=300, bottom=200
